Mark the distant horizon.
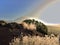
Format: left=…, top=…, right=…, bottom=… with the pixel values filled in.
left=0, top=17, right=60, bottom=25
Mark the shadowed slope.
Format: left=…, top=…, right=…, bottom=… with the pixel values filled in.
left=0, top=19, right=48, bottom=45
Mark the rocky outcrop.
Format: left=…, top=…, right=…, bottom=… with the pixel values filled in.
left=0, top=19, right=47, bottom=45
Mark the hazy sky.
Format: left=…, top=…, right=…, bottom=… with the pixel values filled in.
left=0, top=0, right=60, bottom=24
left=41, top=1, right=60, bottom=24
left=0, top=0, right=42, bottom=20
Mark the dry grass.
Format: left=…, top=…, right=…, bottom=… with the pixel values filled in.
left=9, top=34, right=59, bottom=45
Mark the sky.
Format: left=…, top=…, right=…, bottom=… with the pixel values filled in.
left=0, top=0, right=60, bottom=24
left=41, top=0, right=60, bottom=24
left=0, top=0, right=42, bottom=20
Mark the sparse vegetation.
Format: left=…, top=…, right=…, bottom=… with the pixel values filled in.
left=9, top=35, right=59, bottom=45
left=0, top=19, right=59, bottom=45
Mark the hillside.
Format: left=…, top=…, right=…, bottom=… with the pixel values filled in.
left=0, top=19, right=47, bottom=45
left=47, top=25, right=60, bottom=35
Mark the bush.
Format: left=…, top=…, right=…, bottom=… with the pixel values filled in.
left=9, top=35, right=59, bottom=45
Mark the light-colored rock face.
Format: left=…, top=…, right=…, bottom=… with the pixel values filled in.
left=22, top=22, right=36, bottom=30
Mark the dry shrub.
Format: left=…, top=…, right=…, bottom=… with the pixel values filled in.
left=9, top=34, right=59, bottom=45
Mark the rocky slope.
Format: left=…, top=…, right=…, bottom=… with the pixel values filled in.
left=0, top=19, right=47, bottom=45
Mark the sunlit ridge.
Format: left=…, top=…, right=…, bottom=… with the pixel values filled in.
left=28, top=17, right=59, bottom=25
